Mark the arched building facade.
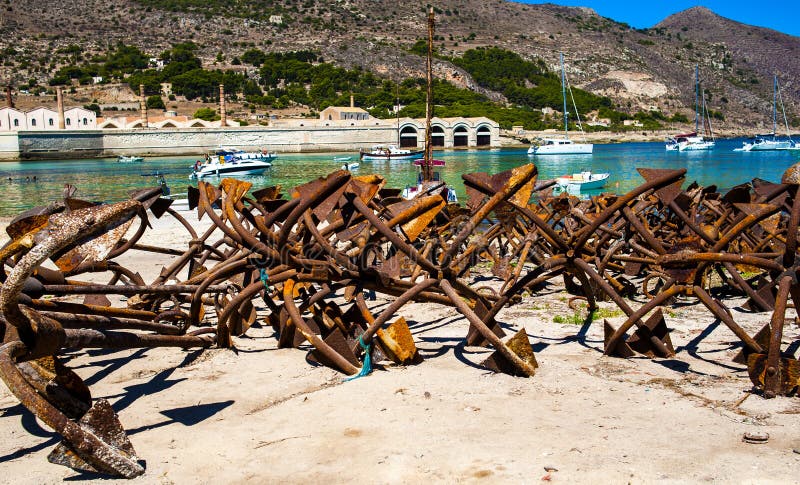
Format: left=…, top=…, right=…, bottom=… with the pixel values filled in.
left=396, top=117, right=500, bottom=148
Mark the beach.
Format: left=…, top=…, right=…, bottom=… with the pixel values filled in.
left=0, top=209, right=799, bottom=483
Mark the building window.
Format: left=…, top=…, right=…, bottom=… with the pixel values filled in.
left=31, top=119, right=36, bottom=126
left=13, top=119, right=19, bottom=127
left=83, top=118, right=88, bottom=125
left=49, top=118, right=54, bottom=126
left=66, top=119, right=71, bottom=126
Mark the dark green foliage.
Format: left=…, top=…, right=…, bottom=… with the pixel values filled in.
left=146, top=95, right=165, bottom=110
left=193, top=107, right=219, bottom=121
left=83, top=103, right=101, bottom=116
left=450, top=47, right=611, bottom=114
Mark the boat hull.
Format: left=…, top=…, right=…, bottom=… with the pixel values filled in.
left=191, top=161, right=272, bottom=179
left=360, top=150, right=424, bottom=161
left=528, top=143, right=593, bottom=155
left=678, top=141, right=715, bottom=151
left=556, top=172, right=609, bottom=191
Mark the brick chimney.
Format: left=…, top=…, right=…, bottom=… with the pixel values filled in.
left=56, top=87, right=65, bottom=129
left=139, top=84, right=148, bottom=128
left=219, top=84, right=226, bottom=127
left=5, top=86, right=13, bottom=108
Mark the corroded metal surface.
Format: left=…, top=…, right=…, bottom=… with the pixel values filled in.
left=1, top=161, right=799, bottom=477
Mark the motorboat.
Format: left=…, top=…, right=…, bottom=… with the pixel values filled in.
left=215, top=146, right=277, bottom=162
left=528, top=137, right=593, bottom=155
left=333, top=156, right=353, bottom=162
left=117, top=155, right=144, bottom=163
left=190, top=155, right=272, bottom=179
left=339, top=161, right=360, bottom=171
left=360, top=144, right=424, bottom=161
left=528, top=53, right=593, bottom=156
left=555, top=170, right=610, bottom=191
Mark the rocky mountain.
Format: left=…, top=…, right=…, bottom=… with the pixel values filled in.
left=0, top=1, right=797, bottom=131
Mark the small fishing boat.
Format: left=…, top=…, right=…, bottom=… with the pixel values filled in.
left=333, top=156, right=353, bottom=162
left=555, top=170, right=610, bottom=191
left=117, top=155, right=144, bottom=163
left=360, top=144, right=424, bottom=161
left=340, top=161, right=359, bottom=171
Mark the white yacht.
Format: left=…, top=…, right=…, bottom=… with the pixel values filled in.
left=736, top=76, right=796, bottom=152
left=667, top=66, right=715, bottom=152
left=190, top=147, right=275, bottom=179
left=528, top=53, right=593, bottom=156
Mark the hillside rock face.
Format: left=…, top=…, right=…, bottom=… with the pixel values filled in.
left=0, top=1, right=797, bottom=129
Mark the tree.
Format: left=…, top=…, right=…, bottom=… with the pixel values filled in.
left=193, top=107, right=219, bottom=121
left=146, top=95, right=165, bottom=110
left=83, top=103, right=101, bottom=116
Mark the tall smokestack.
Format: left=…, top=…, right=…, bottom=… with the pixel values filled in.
left=350, top=95, right=354, bottom=108
left=219, top=84, right=226, bottom=127
left=139, top=84, right=148, bottom=128
left=56, top=87, right=65, bottom=129
left=5, top=86, right=13, bottom=108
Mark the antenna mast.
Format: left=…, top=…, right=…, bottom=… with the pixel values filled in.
left=423, top=7, right=435, bottom=182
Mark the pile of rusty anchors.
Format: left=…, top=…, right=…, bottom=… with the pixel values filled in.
left=0, top=187, right=228, bottom=477
left=1, top=161, right=799, bottom=479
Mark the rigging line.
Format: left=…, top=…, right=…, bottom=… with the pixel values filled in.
left=563, top=68, right=588, bottom=143
left=776, top=78, right=792, bottom=139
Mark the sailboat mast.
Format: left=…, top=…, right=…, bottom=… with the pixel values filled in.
left=561, top=53, right=568, bottom=136
left=773, top=75, right=778, bottom=135
left=694, top=65, right=699, bottom=133
left=423, top=6, right=434, bottom=182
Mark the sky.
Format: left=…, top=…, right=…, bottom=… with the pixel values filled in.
left=517, top=1, right=800, bottom=37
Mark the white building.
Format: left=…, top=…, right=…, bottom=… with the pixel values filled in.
left=0, top=107, right=26, bottom=131
left=25, top=107, right=60, bottom=131
left=64, top=107, right=97, bottom=129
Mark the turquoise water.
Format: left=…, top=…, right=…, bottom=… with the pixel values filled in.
left=0, top=138, right=797, bottom=217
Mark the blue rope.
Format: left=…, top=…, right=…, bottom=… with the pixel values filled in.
left=259, top=268, right=269, bottom=290
left=345, top=336, right=373, bottom=381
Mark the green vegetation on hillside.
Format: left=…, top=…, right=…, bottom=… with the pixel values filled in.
left=449, top=47, right=612, bottom=115
left=42, top=41, right=639, bottom=131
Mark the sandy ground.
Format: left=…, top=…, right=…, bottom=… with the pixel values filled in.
left=0, top=210, right=799, bottom=484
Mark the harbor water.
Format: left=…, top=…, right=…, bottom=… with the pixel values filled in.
left=0, top=138, right=797, bottom=217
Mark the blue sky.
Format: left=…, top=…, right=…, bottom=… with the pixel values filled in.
left=517, top=1, right=800, bottom=37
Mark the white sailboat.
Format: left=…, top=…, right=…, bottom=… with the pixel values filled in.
left=528, top=53, right=593, bottom=155
left=667, top=65, right=715, bottom=151
left=736, top=76, right=797, bottom=152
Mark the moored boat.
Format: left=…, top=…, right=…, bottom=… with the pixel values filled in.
left=360, top=144, right=424, bottom=161
left=737, top=76, right=796, bottom=152
left=555, top=170, right=610, bottom=191
left=667, top=66, right=716, bottom=152
left=528, top=53, right=593, bottom=156
left=117, top=155, right=144, bottom=163
left=190, top=153, right=272, bottom=179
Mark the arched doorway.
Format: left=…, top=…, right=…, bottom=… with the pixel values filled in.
left=399, top=126, right=419, bottom=148
left=476, top=125, right=491, bottom=146
left=431, top=125, right=445, bottom=147
left=453, top=125, right=469, bottom=147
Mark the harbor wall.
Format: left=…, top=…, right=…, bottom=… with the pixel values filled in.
left=4, top=121, right=500, bottom=160
left=0, top=132, right=20, bottom=160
